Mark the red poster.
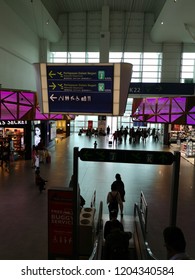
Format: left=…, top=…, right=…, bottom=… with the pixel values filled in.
left=88, top=120, right=93, bottom=129
left=48, top=189, right=73, bottom=258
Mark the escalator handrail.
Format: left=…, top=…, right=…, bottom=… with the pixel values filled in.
left=134, top=203, right=157, bottom=260
left=89, top=201, right=103, bottom=260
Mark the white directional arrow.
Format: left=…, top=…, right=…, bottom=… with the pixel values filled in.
left=50, top=94, right=57, bottom=102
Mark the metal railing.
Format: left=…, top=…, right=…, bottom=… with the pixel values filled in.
left=89, top=201, right=103, bottom=260
left=134, top=197, right=156, bottom=260
left=90, top=190, right=96, bottom=208
left=139, top=191, right=148, bottom=234
left=89, top=192, right=155, bottom=260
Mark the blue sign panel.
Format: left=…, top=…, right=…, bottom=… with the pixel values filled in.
left=47, top=65, right=114, bottom=113
left=129, top=82, right=195, bottom=96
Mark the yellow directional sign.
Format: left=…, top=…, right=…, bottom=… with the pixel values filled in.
left=49, top=82, right=57, bottom=90
left=48, top=71, right=56, bottom=79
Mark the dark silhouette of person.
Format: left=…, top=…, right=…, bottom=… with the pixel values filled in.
left=69, top=175, right=85, bottom=208
left=104, top=211, right=131, bottom=260
left=107, top=182, right=123, bottom=217
left=123, top=127, right=128, bottom=143
left=35, top=168, right=47, bottom=193
left=104, top=210, right=124, bottom=239
left=2, top=139, right=11, bottom=171
left=113, top=173, right=125, bottom=202
left=163, top=226, right=190, bottom=260
left=106, top=126, right=110, bottom=135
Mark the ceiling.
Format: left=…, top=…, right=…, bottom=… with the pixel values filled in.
left=5, top=0, right=195, bottom=44
left=40, top=0, right=166, bottom=22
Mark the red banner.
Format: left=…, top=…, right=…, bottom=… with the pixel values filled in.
left=48, top=189, right=73, bottom=258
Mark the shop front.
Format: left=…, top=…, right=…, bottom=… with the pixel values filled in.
left=169, top=124, right=195, bottom=159
left=0, top=120, right=31, bottom=160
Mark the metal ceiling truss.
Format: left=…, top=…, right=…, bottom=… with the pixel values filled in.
left=0, top=90, right=66, bottom=120
left=131, top=97, right=195, bottom=125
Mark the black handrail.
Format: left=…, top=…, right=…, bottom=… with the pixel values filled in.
left=89, top=201, right=103, bottom=260
left=90, top=190, right=96, bottom=208
left=140, top=191, right=148, bottom=233
left=134, top=203, right=156, bottom=260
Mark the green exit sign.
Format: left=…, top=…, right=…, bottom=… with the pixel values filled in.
left=98, top=71, right=105, bottom=79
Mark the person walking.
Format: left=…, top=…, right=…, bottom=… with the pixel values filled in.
left=2, top=139, right=11, bottom=172
left=104, top=210, right=124, bottom=239
left=113, top=173, right=125, bottom=202
left=104, top=210, right=131, bottom=260
left=35, top=168, right=47, bottom=193
left=94, top=141, right=97, bottom=149
left=107, top=182, right=123, bottom=218
left=106, top=126, right=110, bottom=135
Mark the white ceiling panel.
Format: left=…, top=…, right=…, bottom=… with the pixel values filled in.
left=5, top=0, right=195, bottom=44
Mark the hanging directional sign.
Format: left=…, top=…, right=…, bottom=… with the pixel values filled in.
left=79, top=148, right=175, bottom=165
left=46, top=64, right=114, bottom=113
left=34, top=62, right=133, bottom=116
left=129, top=82, right=195, bottom=96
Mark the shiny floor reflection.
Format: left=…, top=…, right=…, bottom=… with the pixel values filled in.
left=0, top=133, right=194, bottom=260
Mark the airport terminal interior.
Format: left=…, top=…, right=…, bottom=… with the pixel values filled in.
left=0, top=133, right=195, bottom=260
left=1, top=0, right=195, bottom=260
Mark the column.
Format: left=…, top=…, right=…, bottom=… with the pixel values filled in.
left=100, top=5, right=110, bottom=63
left=39, top=38, right=50, bottom=62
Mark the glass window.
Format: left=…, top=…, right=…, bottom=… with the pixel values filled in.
left=86, top=52, right=100, bottom=63
left=181, top=53, right=195, bottom=83
left=50, top=51, right=162, bottom=132
left=50, top=52, right=67, bottom=63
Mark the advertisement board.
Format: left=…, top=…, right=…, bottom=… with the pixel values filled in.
left=48, top=189, right=74, bottom=258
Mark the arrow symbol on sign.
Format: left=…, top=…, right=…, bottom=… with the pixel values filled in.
left=49, top=82, right=57, bottom=90
left=156, top=85, right=163, bottom=92
left=159, top=154, right=170, bottom=164
left=96, top=150, right=106, bottom=160
left=50, top=94, right=57, bottom=102
left=48, top=70, right=56, bottom=78
left=82, top=150, right=92, bottom=160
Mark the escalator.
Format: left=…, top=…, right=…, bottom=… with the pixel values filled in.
left=87, top=195, right=156, bottom=260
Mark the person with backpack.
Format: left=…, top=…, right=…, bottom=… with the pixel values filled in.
left=104, top=210, right=124, bottom=239
left=104, top=210, right=131, bottom=259
left=107, top=181, right=123, bottom=218
left=113, top=173, right=125, bottom=202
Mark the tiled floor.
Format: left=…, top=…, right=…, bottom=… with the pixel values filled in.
left=0, top=133, right=195, bottom=260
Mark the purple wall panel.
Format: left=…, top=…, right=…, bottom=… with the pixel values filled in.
left=132, top=97, right=195, bottom=125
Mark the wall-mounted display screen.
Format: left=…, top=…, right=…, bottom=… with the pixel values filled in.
left=34, top=125, right=41, bottom=146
